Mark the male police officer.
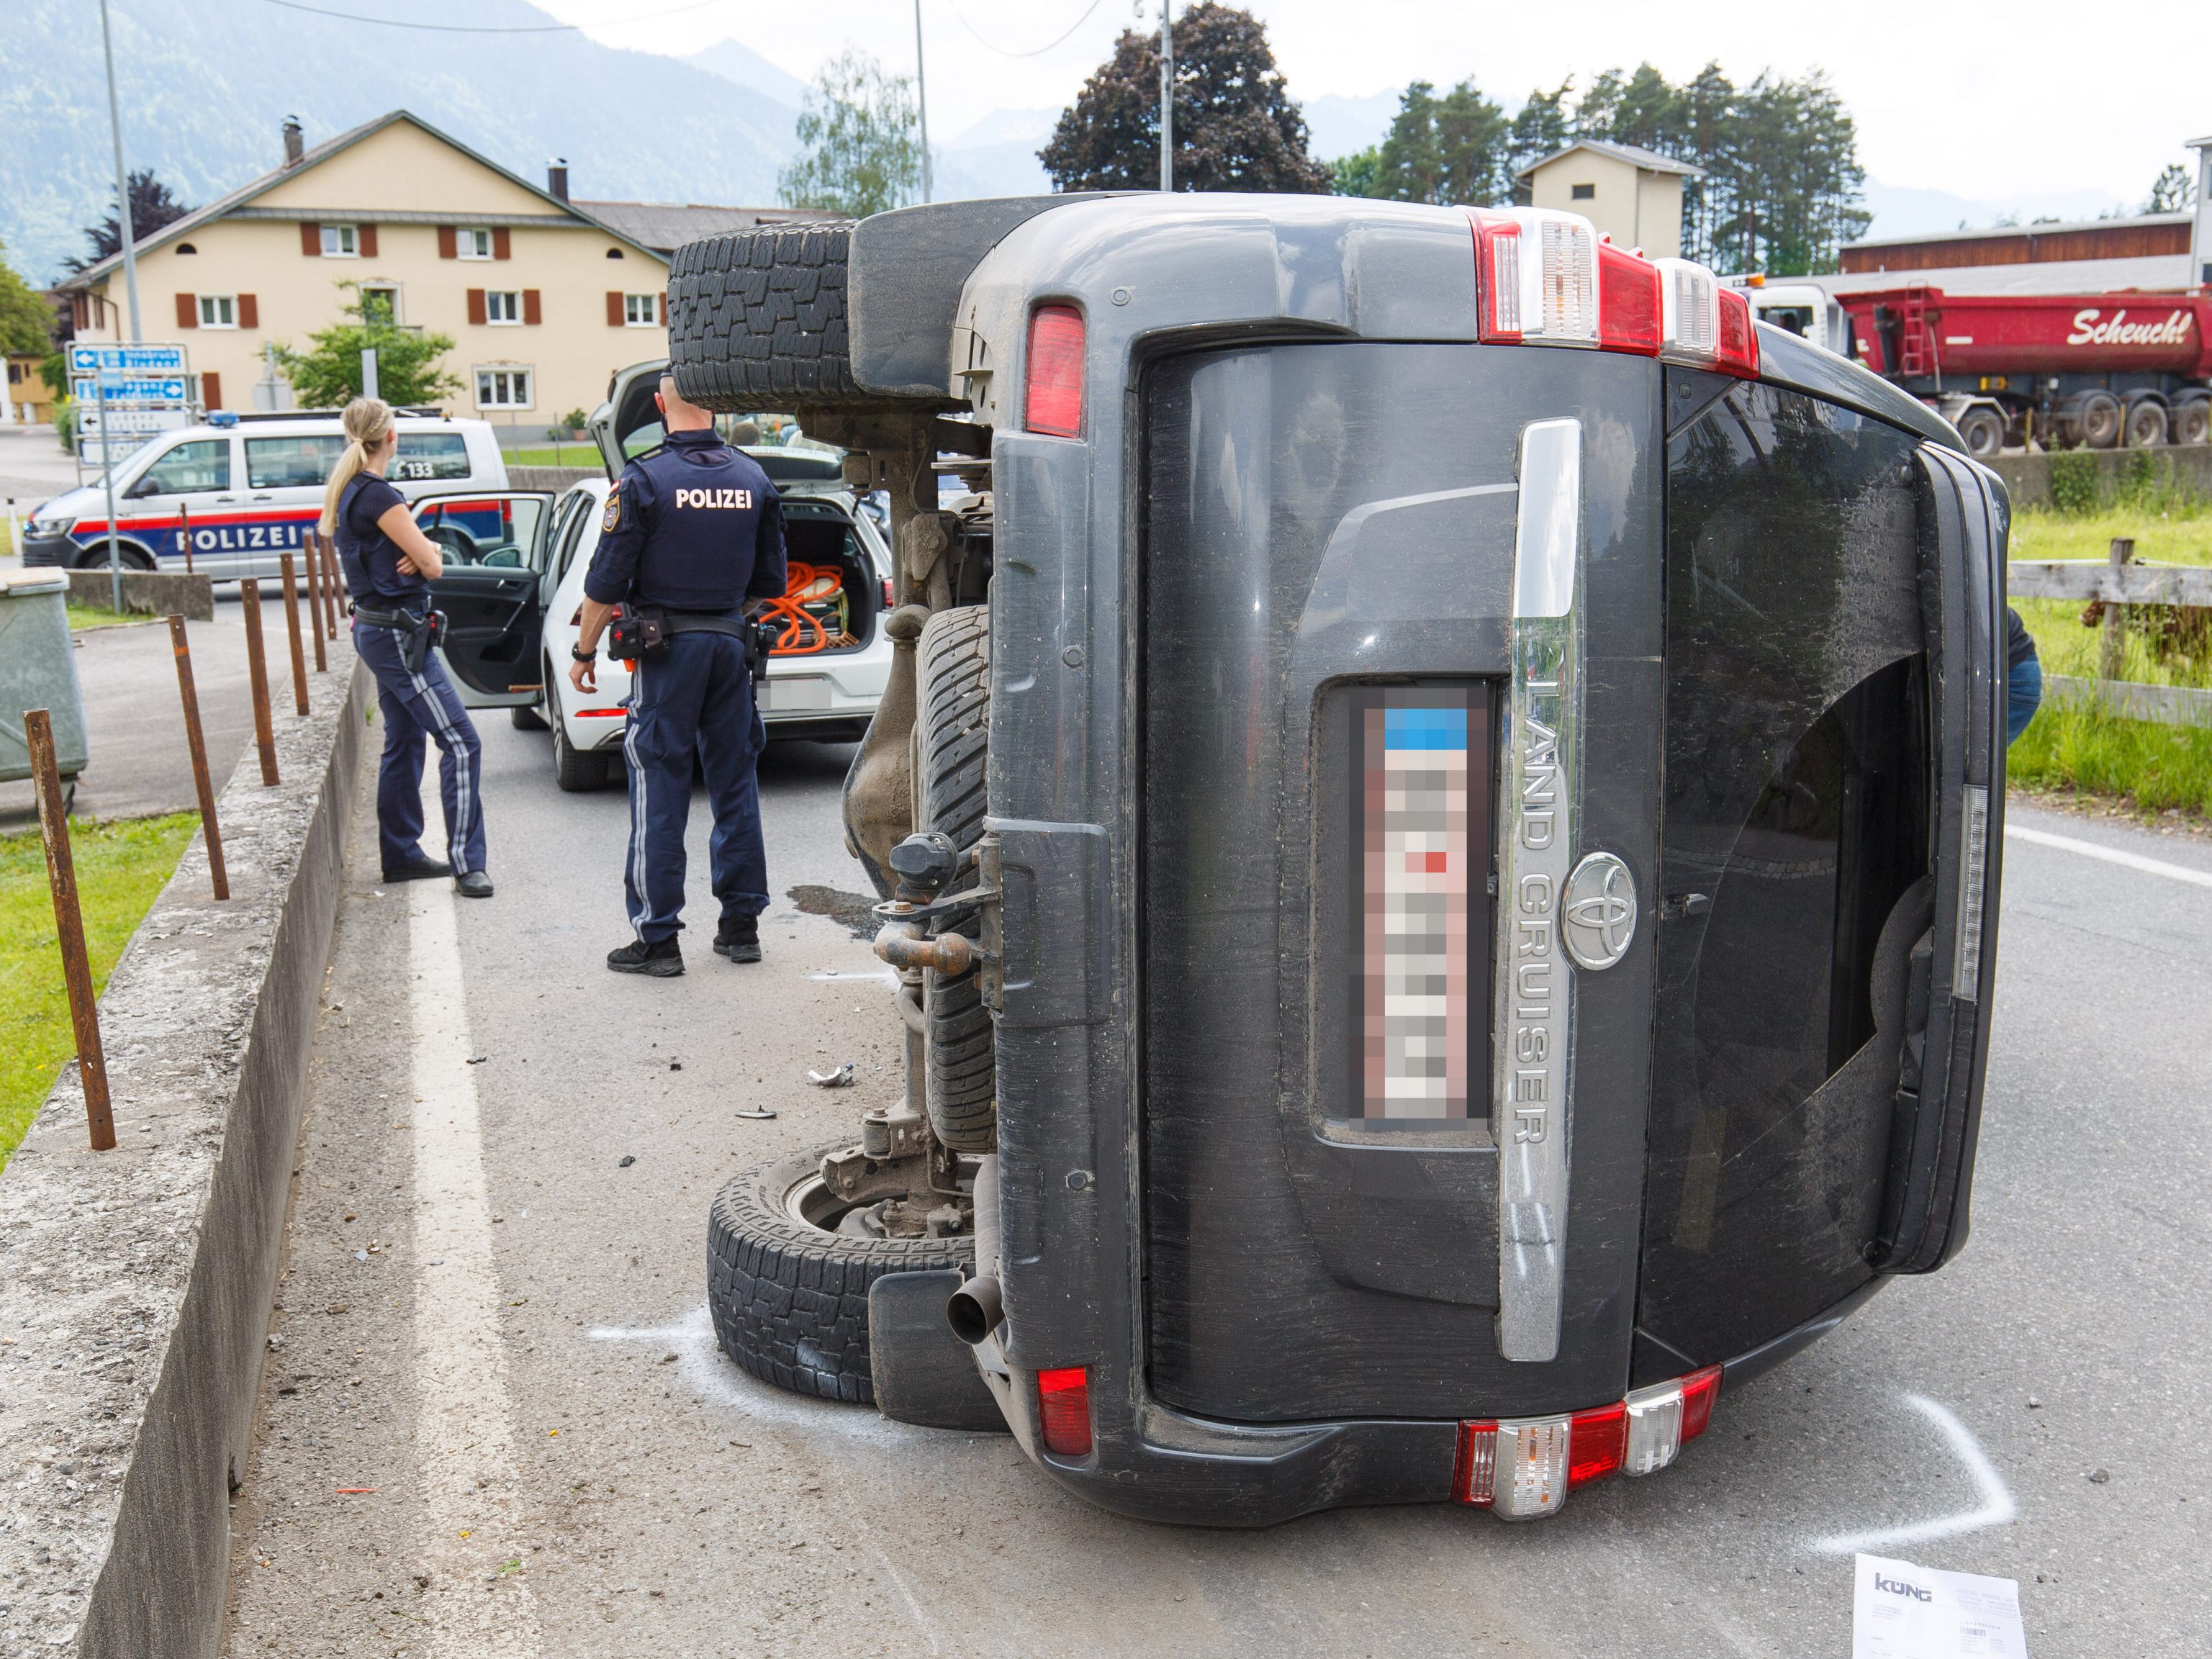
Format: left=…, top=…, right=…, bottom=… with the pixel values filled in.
left=569, top=375, right=786, bottom=975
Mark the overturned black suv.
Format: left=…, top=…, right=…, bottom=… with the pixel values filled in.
left=672, top=194, right=2006, bottom=1526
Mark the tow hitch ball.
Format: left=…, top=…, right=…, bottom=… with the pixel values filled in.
left=870, top=831, right=1000, bottom=982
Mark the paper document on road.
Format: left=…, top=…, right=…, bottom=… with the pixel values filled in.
left=1853, top=1553, right=2027, bottom=1658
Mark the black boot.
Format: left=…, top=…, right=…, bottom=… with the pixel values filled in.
left=713, top=915, right=762, bottom=964
left=606, top=936, right=684, bottom=977
left=382, top=851, right=451, bottom=883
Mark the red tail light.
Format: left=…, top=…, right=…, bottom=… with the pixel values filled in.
left=1566, top=1401, right=1627, bottom=1488
left=880, top=577, right=894, bottom=610
left=1679, top=1364, right=1721, bottom=1442
left=1715, top=287, right=1760, bottom=378
left=1024, top=304, right=1085, bottom=438
left=1597, top=242, right=1661, bottom=356
left=1036, top=1366, right=1092, bottom=1457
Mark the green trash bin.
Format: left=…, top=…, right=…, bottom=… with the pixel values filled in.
left=0, top=568, right=90, bottom=798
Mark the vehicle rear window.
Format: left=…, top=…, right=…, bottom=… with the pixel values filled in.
left=246, top=435, right=345, bottom=489
left=393, top=433, right=471, bottom=482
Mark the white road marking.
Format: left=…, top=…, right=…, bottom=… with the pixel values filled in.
left=2005, top=823, right=2212, bottom=891
left=1811, top=1393, right=2016, bottom=1556
left=411, top=891, right=543, bottom=1656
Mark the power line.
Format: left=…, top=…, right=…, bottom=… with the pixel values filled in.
left=942, top=0, right=1105, bottom=60
left=256, top=0, right=721, bottom=34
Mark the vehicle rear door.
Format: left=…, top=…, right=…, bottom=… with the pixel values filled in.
left=414, top=492, right=554, bottom=706
left=1139, top=339, right=1664, bottom=1424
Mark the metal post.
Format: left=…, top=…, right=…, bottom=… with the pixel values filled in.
left=300, top=528, right=328, bottom=672
left=2189, top=133, right=2212, bottom=293
left=361, top=348, right=379, bottom=403
left=179, top=501, right=192, bottom=575
left=913, top=0, right=932, bottom=204
left=2101, top=537, right=2135, bottom=682
left=98, top=0, right=141, bottom=343
left=96, top=373, right=122, bottom=613
left=26, top=709, right=116, bottom=1151
left=279, top=553, right=310, bottom=716
left=240, top=578, right=280, bottom=785
left=168, top=616, right=228, bottom=900
left=322, top=535, right=345, bottom=636
left=4, top=497, right=17, bottom=561
left=1159, top=0, right=1174, bottom=192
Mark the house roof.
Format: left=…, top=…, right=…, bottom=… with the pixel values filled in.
left=1514, top=138, right=1705, bottom=183
left=575, top=200, right=834, bottom=256
left=1842, top=211, right=2190, bottom=252
left=58, top=110, right=664, bottom=289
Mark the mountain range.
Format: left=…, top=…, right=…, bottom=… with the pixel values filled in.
left=0, top=1, right=2135, bottom=288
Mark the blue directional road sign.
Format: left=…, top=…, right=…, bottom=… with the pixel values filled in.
left=69, top=342, right=190, bottom=377
left=72, top=376, right=189, bottom=405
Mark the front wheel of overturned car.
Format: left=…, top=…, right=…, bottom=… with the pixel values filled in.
left=916, top=605, right=996, bottom=1153
left=707, top=1139, right=974, bottom=1404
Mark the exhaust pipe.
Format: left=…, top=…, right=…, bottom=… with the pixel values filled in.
left=947, top=1275, right=1003, bottom=1345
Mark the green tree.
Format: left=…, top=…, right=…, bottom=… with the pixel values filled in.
left=777, top=49, right=922, bottom=217
left=1330, top=147, right=1386, bottom=197
left=2145, top=163, right=2195, bottom=214
left=63, top=170, right=191, bottom=274
left=272, top=284, right=460, bottom=410
left=1338, top=78, right=1508, bottom=207
left=0, top=242, right=55, bottom=357
left=1507, top=81, right=1574, bottom=185
left=1042, top=3, right=1330, bottom=194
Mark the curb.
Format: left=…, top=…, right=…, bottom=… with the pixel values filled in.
left=0, top=648, right=368, bottom=1658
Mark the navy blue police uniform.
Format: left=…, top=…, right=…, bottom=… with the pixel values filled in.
left=584, top=428, right=786, bottom=947
left=335, top=471, right=488, bottom=880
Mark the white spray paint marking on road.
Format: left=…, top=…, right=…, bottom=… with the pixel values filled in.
left=411, top=890, right=543, bottom=1656
left=2006, top=823, right=2212, bottom=892
left=805, top=968, right=900, bottom=987
left=1811, top=1393, right=2016, bottom=1556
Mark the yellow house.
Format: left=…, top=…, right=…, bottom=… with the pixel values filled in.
left=1515, top=140, right=1702, bottom=261
left=56, top=111, right=683, bottom=433
left=5, top=353, right=59, bottom=425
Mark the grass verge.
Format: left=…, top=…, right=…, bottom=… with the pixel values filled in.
left=2008, top=697, right=2212, bottom=818
left=66, top=600, right=147, bottom=632
left=0, top=813, right=198, bottom=1167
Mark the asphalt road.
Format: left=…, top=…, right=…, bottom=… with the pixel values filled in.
left=217, top=714, right=2212, bottom=1657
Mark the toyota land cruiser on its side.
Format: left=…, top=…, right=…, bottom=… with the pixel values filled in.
left=672, top=196, right=2007, bottom=1526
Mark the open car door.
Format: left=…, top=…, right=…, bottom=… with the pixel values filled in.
left=411, top=491, right=554, bottom=708
left=589, top=358, right=669, bottom=480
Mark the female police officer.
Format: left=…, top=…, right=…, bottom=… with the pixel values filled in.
left=320, top=397, right=493, bottom=897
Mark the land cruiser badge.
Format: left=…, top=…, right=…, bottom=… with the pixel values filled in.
left=1561, top=852, right=1636, bottom=971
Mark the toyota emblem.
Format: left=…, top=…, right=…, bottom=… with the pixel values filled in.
left=1561, top=852, right=1638, bottom=972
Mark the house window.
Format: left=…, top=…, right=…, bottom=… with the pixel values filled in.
left=197, top=294, right=238, bottom=329
left=623, top=293, right=661, bottom=327
left=1571, top=183, right=1596, bottom=201
left=486, top=290, right=522, bottom=325
left=475, top=367, right=533, bottom=410
left=320, top=224, right=358, bottom=257
left=459, top=227, right=494, bottom=261
left=176, top=243, right=197, bottom=256
left=361, top=285, right=400, bottom=325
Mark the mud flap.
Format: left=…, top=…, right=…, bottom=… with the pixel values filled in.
left=867, top=1270, right=1009, bottom=1433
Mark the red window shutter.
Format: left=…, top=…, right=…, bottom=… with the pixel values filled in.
left=523, top=289, right=542, bottom=325
left=300, top=222, right=320, bottom=256
left=607, top=291, right=624, bottom=326
left=201, top=371, right=222, bottom=411
left=358, top=224, right=377, bottom=258
left=467, top=289, right=487, bottom=326
left=438, top=225, right=457, bottom=259
left=176, top=292, right=198, bottom=329
left=492, top=227, right=511, bottom=260
left=238, top=294, right=258, bottom=330
left=73, top=293, right=89, bottom=329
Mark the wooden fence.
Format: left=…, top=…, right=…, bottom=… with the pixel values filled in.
left=2008, top=538, right=2212, bottom=729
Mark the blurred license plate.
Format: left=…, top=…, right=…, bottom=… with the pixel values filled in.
left=767, top=677, right=831, bottom=712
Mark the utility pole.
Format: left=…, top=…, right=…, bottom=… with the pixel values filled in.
left=913, top=0, right=932, bottom=204
left=98, top=0, right=142, bottom=343
left=1158, top=0, right=1174, bottom=192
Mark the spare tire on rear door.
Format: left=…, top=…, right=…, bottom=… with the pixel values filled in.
left=707, top=1139, right=973, bottom=1405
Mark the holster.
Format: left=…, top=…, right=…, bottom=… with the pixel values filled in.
left=353, top=603, right=446, bottom=674
left=608, top=603, right=667, bottom=663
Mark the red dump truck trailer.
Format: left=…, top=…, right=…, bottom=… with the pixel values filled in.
left=1838, top=284, right=2212, bottom=456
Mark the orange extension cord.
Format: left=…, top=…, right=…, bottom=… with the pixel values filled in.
left=757, top=561, right=846, bottom=655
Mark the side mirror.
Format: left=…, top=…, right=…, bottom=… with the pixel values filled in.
left=123, top=474, right=160, bottom=499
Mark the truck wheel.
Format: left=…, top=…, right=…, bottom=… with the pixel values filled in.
left=2125, top=399, right=2169, bottom=448
left=707, top=1139, right=974, bottom=1404
left=2178, top=399, right=2212, bottom=447
left=1956, top=407, right=2005, bottom=458
left=2077, top=391, right=2123, bottom=449
left=916, top=605, right=997, bottom=1153
left=668, top=222, right=945, bottom=410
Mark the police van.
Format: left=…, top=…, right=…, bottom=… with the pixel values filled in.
left=19, top=410, right=509, bottom=580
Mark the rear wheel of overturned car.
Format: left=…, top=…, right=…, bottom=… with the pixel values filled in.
left=708, top=1139, right=975, bottom=1404
left=916, top=605, right=996, bottom=1153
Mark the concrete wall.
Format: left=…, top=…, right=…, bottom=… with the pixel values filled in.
left=65, top=569, right=215, bottom=622
left=0, top=650, right=366, bottom=1658
left=1987, top=444, right=2212, bottom=511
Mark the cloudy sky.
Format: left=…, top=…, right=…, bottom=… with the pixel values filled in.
left=537, top=0, right=2208, bottom=207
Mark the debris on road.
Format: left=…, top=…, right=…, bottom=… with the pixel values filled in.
left=618, top=1155, right=636, bottom=1168
left=733, top=1106, right=777, bottom=1120
left=806, top=1062, right=854, bottom=1088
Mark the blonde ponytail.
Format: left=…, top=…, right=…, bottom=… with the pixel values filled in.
left=318, top=396, right=395, bottom=535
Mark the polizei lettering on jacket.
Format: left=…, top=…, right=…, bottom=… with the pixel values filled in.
left=2065, top=308, right=2195, bottom=348
left=673, top=487, right=755, bottom=510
